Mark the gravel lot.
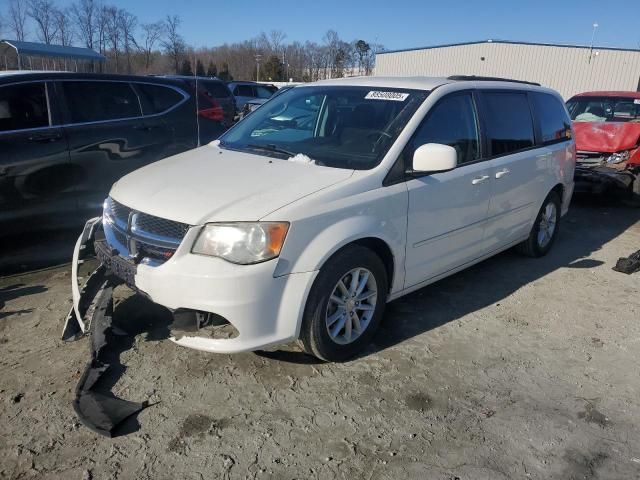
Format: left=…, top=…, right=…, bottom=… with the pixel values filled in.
left=1, top=197, right=639, bottom=480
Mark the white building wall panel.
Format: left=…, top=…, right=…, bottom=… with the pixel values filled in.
left=375, top=42, right=640, bottom=99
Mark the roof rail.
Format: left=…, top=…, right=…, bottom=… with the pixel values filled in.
left=447, top=75, right=541, bottom=86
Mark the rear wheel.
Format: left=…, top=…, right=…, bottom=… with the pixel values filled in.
left=299, top=245, right=388, bottom=362
left=516, top=191, right=561, bottom=258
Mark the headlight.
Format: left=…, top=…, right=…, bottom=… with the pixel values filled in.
left=192, top=222, right=289, bottom=264
left=606, top=150, right=630, bottom=164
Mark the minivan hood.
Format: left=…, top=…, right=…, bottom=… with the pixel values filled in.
left=573, top=121, right=640, bottom=153
left=109, top=145, right=354, bottom=225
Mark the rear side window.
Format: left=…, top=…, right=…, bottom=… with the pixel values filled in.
left=136, top=83, right=185, bottom=114
left=482, top=91, right=535, bottom=156
left=409, top=93, right=480, bottom=165
left=532, top=92, right=572, bottom=144
left=62, top=81, right=141, bottom=123
left=0, top=83, right=49, bottom=132
left=235, top=85, right=254, bottom=97
left=202, top=81, right=231, bottom=98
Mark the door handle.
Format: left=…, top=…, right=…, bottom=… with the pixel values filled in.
left=471, top=175, right=490, bottom=185
left=28, top=133, right=62, bottom=143
left=134, top=125, right=160, bottom=132
left=495, top=168, right=510, bottom=179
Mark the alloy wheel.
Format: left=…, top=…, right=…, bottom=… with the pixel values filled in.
left=325, top=267, right=378, bottom=345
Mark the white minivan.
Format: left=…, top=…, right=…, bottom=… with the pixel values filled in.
left=65, top=76, right=575, bottom=361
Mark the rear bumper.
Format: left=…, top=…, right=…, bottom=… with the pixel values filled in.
left=66, top=219, right=318, bottom=353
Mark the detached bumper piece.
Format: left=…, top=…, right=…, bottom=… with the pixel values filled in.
left=63, top=218, right=149, bottom=437
left=74, top=282, right=149, bottom=437
left=613, top=249, right=640, bottom=275
left=62, top=217, right=104, bottom=341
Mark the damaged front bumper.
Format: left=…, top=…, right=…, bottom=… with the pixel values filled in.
left=574, top=158, right=637, bottom=194
left=64, top=217, right=318, bottom=353
left=64, top=217, right=317, bottom=435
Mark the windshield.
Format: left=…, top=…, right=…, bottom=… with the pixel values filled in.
left=566, top=96, right=640, bottom=123
left=255, top=85, right=277, bottom=98
left=219, top=86, right=428, bottom=170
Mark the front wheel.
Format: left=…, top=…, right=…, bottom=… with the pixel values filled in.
left=630, top=174, right=640, bottom=207
left=299, top=245, right=388, bottom=362
left=516, top=191, right=561, bottom=258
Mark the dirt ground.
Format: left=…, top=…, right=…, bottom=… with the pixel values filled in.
left=1, top=197, right=639, bottom=480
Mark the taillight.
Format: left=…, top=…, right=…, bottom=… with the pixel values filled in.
left=198, top=105, right=224, bottom=122
left=197, top=92, right=224, bottom=122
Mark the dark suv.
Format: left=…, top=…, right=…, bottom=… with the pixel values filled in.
left=226, top=81, right=277, bottom=112
left=160, top=75, right=236, bottom=130
left=0, top=72, right=204, bottom=234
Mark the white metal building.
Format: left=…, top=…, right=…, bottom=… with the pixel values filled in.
left=374, top=40, right=640, bottom=99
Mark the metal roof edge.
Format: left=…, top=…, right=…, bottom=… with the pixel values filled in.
left=0, top=39, right=106, bottom=61
left=377, top=39, right=640, bottom=55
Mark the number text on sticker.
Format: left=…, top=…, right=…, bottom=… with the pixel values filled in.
left=365, top=91, right=409, bottom=101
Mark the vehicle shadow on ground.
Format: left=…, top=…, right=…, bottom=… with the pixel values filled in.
left=369, top=196, right=639, bottom=356
left=0, top=229, right=82, bottom=276
left=0, top=283, right=47, bottom=320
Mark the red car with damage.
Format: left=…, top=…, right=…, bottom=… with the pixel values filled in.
left=566, top=91, right=640, bottom=202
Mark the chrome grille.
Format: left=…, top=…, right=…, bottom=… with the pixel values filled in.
left=113, top=228, right=128, bottom=248
left=110, top=199, right=131, bottom=224
left=103, top=196, right=191, bottom=264
left=576, top=151, right=605, bottom=165
left=135, top=213, right=190, bottom=240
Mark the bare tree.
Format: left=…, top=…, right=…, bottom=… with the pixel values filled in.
left=119, top=9, right=137, bottom=73
left=71, top=0, right=98, bottom=49
left=8, top=0, right=28, bottom=41
left=96, top=5, right=108, bottom=55
left=139, top=21, right=164, bottom=70
left=162, top=14, right=185, bottom=74
left=28, top=0, right=59, bottom=44
left=103, top=6, right=121, bottom=71
left=268, top=30, right=286, bottom=53
left=55, top=8, right=75, bottom=46
left=323, top=30, right=340, bottom=78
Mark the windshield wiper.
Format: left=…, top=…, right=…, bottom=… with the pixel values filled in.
left=246, top=143, right=297, bottom=158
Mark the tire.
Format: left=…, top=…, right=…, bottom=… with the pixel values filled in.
left=299, top=245, right=388, bottom=362
left=630, top=174, right=640, bottom=207
left=516, top=191, right=561, bottom=258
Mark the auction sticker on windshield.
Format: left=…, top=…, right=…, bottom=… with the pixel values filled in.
left=634, top=99, right=640, bottom=105
left=365, top=91, right=409, bottom=101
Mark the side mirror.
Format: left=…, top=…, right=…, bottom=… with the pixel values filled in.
left=411, top=143, right=457, bottom=174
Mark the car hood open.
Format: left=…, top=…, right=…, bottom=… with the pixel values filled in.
left=109, top=144, right=353, bottom=225
left=573, top=121, right=640, bottom=153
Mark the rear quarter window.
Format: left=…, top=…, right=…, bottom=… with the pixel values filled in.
left=202, top=81, right=231, bottom=98
left=235, top=85, right=254, bottom=97
left=482, top=91, right=535, bottom=156
left=531, top=92, right=572, bottom=144
left=136, top=83, right=185, bottom=114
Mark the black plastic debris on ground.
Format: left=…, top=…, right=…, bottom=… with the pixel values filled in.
left=613, top=249, right=640, bottom=275
left=73, top=279, right=150, bottom=437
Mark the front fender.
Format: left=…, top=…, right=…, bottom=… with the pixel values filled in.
left=273, top=184, right=408, bottom=294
